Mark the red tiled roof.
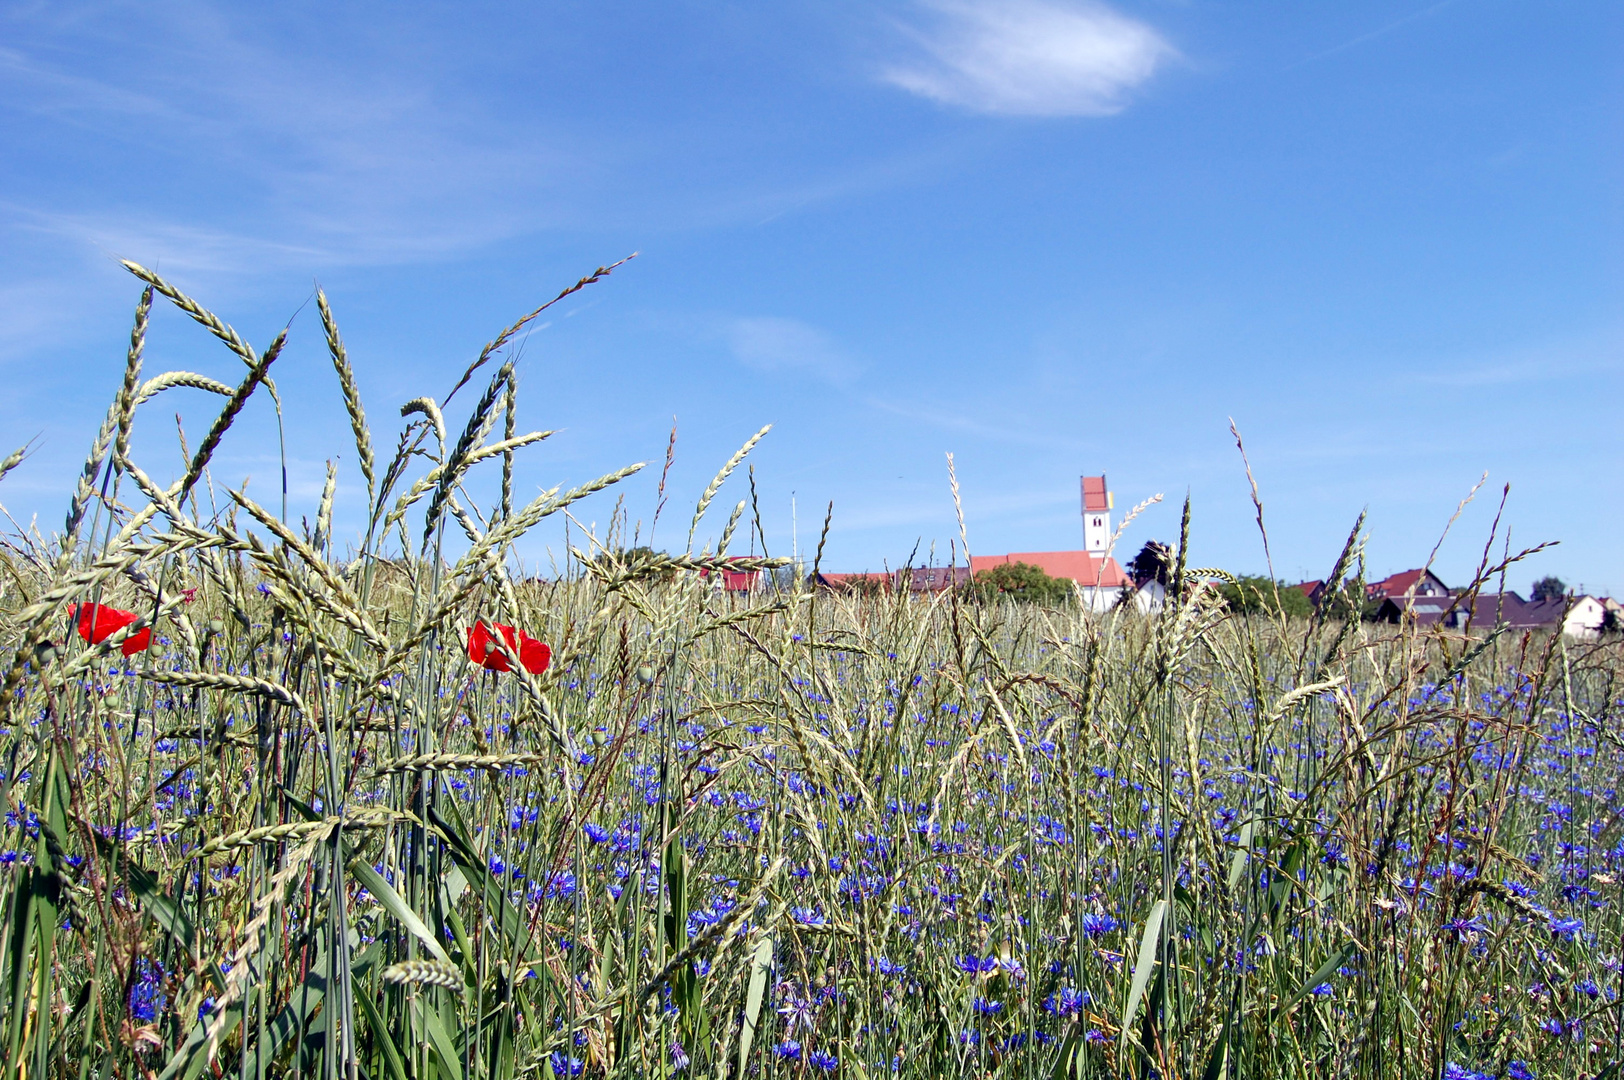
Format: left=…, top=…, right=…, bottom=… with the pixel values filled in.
left=1081, top=475, right=1109, bottom=513
left=970, top=551, right=1129, bottom=588
left=721, top=569, right=757, bottom=592
left=1376, top=591, right=1584, bottom=630
left=698, top=559, right=760, bottom=592
left=1367, top=568, right=1448, bottom=599
left=814, top=572, right=893, bottom=593
left=899, top=567, right=971, bottom=592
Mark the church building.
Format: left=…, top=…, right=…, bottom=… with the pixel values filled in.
left=970, top=474, right=1133, bottom=612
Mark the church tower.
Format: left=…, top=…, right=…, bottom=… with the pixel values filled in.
left=1081, top=475, right=1112, bottom=553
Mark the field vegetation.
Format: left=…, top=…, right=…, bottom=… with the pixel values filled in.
left=0, top=267, right=1619, bottom=1080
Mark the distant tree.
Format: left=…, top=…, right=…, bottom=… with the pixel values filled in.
left=1218, top=575, right=1314, bottom=619
left=1128, top=541, right=1173, bottom=586
left=971, top=562, right=1072, bottom=605
left=1531, top=576, right=1567, bottom=602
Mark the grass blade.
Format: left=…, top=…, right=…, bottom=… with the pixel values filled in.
left=1119, top=899, right=1167, bottom=1061
left=737, top=935, right=773, bottom=1076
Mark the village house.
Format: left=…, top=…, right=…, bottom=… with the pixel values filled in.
left=1352, top=570, right=1613, bottom=639
left=811, top=571, right=893, bottom=594
left=810, top=566, right=972, bottom=594
left=1366, top=568, right=1450, bottom=600
left=699, top=557, right=761, bottom=594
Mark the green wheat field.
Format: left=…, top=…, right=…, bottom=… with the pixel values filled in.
left=0, top=266, right=1618, bottom=1080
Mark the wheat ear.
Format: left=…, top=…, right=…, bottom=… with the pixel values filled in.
left=66, top=287, right=150, bottom=544
left=689, top=424, right=771, bottom=552
left=140, top=669, right=307, bottom=714
left=424, top=362, right=511, bottom=546
left=316, top=288, right=376, bottom=506
left=176, top=332, right=284, bottom=505
left=120, top=261, right=257, bottom=367
left=381, top=959, right=465, bottom=993
left=0, top=444, right=30, bottom=486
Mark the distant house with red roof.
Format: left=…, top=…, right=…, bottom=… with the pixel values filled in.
left=1293, top=580, right=1328, bottom=606
left=1289, top=569, right=1447, bottom=611
left=1376, top=591, right=1609, bottom=639
left=698, top=557, right=762, bottom=594
left=811, top=571, right=892, bottom=594
left=812, top=567, right=972, bottom=595
left=899, top=566, right=972, bottom=593
left=1366, top=568, right=1449, bottom=601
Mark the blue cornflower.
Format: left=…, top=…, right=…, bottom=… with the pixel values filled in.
left=1441, top=915, right=1488, bottom=940
left=774, top=1040, right=803, bottom=1060
left=1548, top=916, right=1584, bottom=940
left=1081, top=912, right=1119, bottom=938
left=1044, top=986, right=1089, bottom=1015
left=807, top=1049, right=838, bottom=1072
left=1442, top=1064, right=1492, bottom=1080
left=128, top=958, right=164, bottom=1022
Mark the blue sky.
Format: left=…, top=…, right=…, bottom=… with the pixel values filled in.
left=2, top=1, right=1619, bottom=594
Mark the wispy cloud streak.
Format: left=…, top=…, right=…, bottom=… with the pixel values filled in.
left=881, top=0, right=1174, bottom=116
left=725, top=316, right=858, bottom=383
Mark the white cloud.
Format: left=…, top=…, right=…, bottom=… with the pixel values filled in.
left=724, top=317, right=857, bottom=382
left=882, top=0, right=1174, bottom=117
left=0, top=7, right=585, bottom=273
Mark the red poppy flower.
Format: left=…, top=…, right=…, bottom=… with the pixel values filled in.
left=71, top=603, right=151, bottom=656
left=466, top=621, right=550, bottom=675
